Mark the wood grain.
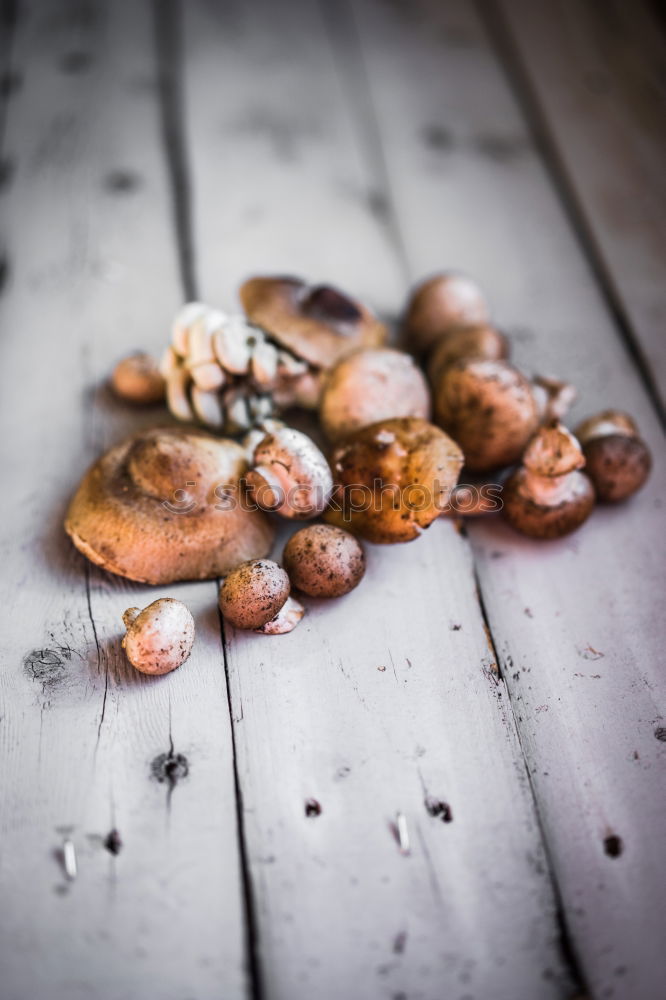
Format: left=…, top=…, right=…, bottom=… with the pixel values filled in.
left=350, top=0, right=666, bottom=996
left=0, top=3, right=246, bottom=998
left=183, top=0, right=575, bottom=996
left=495, top=0, right=666, bottom=414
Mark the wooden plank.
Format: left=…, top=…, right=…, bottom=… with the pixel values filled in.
left=495, top=0, right=666, bottom=414
left=348, top=0, right=666, bottom=997
left=183, top=0, right=576, bottom=997
left=0, top=3, right=247, bottom=998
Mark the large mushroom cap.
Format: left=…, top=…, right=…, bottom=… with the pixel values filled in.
left=325, top=417, right=464, bottom=543
left=65, top=427, right=275, bottom=584
left=239, top=276, right=387, bottom=369
left=402, top=272, right=490, bottom=355
left=503, top=468, right=595, bottom=539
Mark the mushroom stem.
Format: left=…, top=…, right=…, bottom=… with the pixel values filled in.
left=122, top=607, right=141, bottom=629
left=255, top=596, right=305, bottom=635
left=522, top=470, right=575, bottom=506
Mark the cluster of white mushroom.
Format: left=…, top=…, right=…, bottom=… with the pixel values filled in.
left=91, top=269, right=653, bottom=674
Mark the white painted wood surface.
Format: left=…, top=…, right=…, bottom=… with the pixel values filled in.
left=350, top=0, right=666, bottom=997
left=0, top=3, right=247, bottom=998
left=497, top=0, right=666, bottom=413
left=1, top=0, right=664, bottom=998
left=183, top=0, right=574, bottom=997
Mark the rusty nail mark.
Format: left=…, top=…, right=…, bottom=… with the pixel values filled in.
left=425, top=796, right=453, bottom=823
left=304, top=798, right=322, bottom=818
left=104, top=829, right=123, bottom=855
left=603, top=834, right=623, bottom=858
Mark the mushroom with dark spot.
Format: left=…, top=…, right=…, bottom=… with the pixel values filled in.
left=283, top=524, right=365, bottom=598
left=219, top=559, right=304, bottom=635
left=575, top=410, right=652, bottom=503
left=121, top=598, right=194, bottom=675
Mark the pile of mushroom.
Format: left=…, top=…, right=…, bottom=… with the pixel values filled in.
left=160, top=277, right=387, bottom=433
left=63, top=269, right=653, bottom=669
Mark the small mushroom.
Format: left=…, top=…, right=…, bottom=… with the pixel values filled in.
left=283, top=524, right=365, bottom=598
left=121, top=598, right=194, bottom=675
left=111, top=352, right=166, bottom=405
left=325, top=417, right=464, bottom=543
left=65, top=427, right=275, bottom=583
left=503, top=422, right=595, bottom=539
left=240, top=276, right=387, bottom=369
left=219, top=559, right=305, bottom=634
left=320, top=348, right=431, bottom=442
left=532, top=374, right=577, bottom=423
left=426, top=324, right=509, bottom=385
left=402, top=272, right=490, bottom=355
left=434, top=359, right=539, bottom=472
left=246, top=427, right=333, bottom=520
left=575, top=410, right=652, bottom=502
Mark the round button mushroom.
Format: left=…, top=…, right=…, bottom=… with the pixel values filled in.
left=283, top=524, right=365, bottom=598
left=246, top=427, right=333, bottom=520
left=121, top=598, right=194, bottom=675
left=219, top=559, right=304, bottom=634
left=434, top=359, right=540, bottom=473
left=325, top=417, right=464, bottom=543
left=319, top=348, right=431, bottom=442
left=503, top=422, right=595, bottom=539
left=402, top=272, right=490, bottom=355
left=575, top=410, right=652, bottom=503
left=111, top=352, right=166, bottom=405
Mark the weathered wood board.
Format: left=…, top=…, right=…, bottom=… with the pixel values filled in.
left=182, top=0, right=576, bottom=997
left=0, top=0, right=664, bottom=998
left=349, top=1, right=666, bottom=997
left=497, top=0, right=666, bottom=415
left=0, top=3, right=246, bottom=998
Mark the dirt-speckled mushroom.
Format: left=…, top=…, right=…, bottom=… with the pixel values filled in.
left=219, top=559, right=304, bottom=634
left=246, top=426, right=333, bottom=519
left=503, top=422, right=595, bottom=539
left=434, top=359, right=539, bottom=473
left=575, top=410, right=652, bottom=503
left=121, top=598, right=194, bottom=675
left=325, top=417, right=464, bottom=543
left=111, top=352, right=166, bottom=405
left=319, top=348, right=431, bottom=442
left=283, top=524, right=365, bottom=598
left=65, top=427, right=275, bottom=584
left=402, top=273, right=490, bottom=355
left=239, top=276, right=387, bottom=369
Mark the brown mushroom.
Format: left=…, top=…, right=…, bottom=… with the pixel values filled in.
left=239, top=276, right=387, bottom=369
left=283, top=524, right=365, bottom=598
left=426, top=324, right=509, bottom=385
left=503, top=422, right=595, bottom=539
left=219, top=559, right=304, bottom=634
left=320, top=348, right=431, bottom=441
left=402, top=272, right=490, bottom=355
left=246, top=427, right=333, bottom=520
left=65, top=427, right=275, bottom=584
left=111, top=352, right=166, bottom=405
left=121, top=599, right=194, bottom=675
left=325, top=417, right=464, bottom=543
left=434, top=359, right=539, bottom=473
left=575, top=410, right=652, bottom=502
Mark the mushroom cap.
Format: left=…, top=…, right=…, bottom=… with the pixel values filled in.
left=219, top=559, right=291, bottom=629
left=503, top=467, right=595, bottom=539
left=239, top=276, right=387, bottom=369
left=575, top=409, right=639, bottom=444
left=426, top=325, right=509, bottom=385
left=582, top=434, right=652, bottom=503
left=283, top=524, right=365, bottom=598
left=65, top=427, right=275, bottom=584
left=434, top=359, right=539, bottom=473
left=246, top=426, right=333, bottom=520
left=320, top=348, right=431, bottom=442
left=523, top=422, right=586, bottom=478
left=325, top=417, right=464, bottom=543
left=402, top=272, right=490, bottom=354
left=111, top=352, right=166, bottom=405
left=121, top=598, right=194, bottom=675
